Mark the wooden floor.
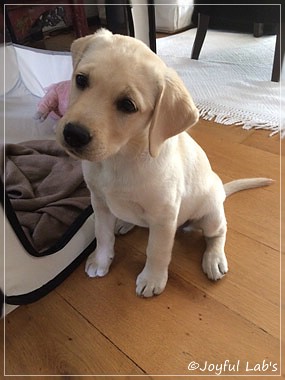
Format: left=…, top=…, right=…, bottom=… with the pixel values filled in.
left=0, top=121, right=283, bottom=378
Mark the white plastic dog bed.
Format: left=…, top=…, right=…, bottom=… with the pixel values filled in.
left=1, top=1, right=161, bottom=315
left=0, top=44, right=98, bottom=315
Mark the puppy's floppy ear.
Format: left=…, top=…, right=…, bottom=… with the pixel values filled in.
left=149, top=68, right=199, bottom=158
left=70, top=35, right=94, bottom=68
left=71, top=29, right=113, bottom=69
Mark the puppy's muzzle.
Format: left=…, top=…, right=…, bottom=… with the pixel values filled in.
left=63, top=123, right=91, bottom=148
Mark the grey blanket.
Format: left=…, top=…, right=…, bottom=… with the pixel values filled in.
left=1, top=140, right=91, bottom=253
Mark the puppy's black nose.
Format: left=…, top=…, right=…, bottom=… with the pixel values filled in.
left=63, top=123, right=91, bottom=148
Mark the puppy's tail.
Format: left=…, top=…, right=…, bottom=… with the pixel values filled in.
left=224, top=178, right=274, bottom=197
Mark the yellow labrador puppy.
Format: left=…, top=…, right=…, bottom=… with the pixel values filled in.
left=57, top=29, right=272, bottom=297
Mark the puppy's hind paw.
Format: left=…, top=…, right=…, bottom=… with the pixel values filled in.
left=115, top=219, right=135, bottom=235
left=202, top=252, right=228, bottom=281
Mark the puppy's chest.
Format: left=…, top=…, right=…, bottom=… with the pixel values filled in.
left=86, top=164, right=149, bottom=226
left=106, top=188, right=148, bottom=227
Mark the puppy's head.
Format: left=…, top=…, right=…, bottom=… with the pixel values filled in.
left=57, top=29, right=199, bottom=161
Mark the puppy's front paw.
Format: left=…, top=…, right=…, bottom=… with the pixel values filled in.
left=202, top=251, right=228, bottom=281
left=85, top=250, right=113, bottom=278
left=136, top=268, right=168, bottom=298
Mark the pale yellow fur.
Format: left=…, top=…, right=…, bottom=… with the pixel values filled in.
left=57, top=29, right=272, bottom=297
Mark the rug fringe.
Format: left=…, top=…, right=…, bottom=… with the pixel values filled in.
left=197, top=102, right=281, bottom=137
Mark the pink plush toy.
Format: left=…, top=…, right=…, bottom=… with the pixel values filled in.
left=35, top=80, right=71, bottom=121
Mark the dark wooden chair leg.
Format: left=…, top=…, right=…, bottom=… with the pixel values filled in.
left=253, top=22, right=264, bottom=37
left=191, top=13, right=210, bottom=60
left=105, top=0, right=130, bottom=35
left=272, top=22, right=285, bottom=82
left=271, top=24, right=281, bottom=82
left=148, top=0, right=157, bottom=53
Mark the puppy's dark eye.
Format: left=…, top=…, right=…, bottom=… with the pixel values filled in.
left=76, top=74, right=88, bottom=90
left=117, top=98, right=138, bottom=113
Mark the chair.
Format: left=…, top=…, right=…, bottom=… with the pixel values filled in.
left=191, top=3, right=284, bottom=82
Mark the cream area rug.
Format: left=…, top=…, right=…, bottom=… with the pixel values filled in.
left=157, top=28, right=282, bottom=136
